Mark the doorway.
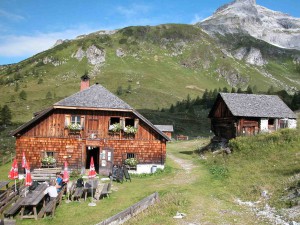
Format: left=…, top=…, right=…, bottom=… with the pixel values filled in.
left=86, top=146, right=99, bottom=173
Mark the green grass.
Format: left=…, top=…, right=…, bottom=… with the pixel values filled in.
left=0, top=128, right=299, bottom=224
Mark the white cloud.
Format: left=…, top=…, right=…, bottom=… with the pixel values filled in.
left=190, top=14, right=205, bottom=24
left=116, top=4, right=150, bottom=18
left=0, top=9, right=24, bottom=21
left=0, top=25, right=100, bottom=57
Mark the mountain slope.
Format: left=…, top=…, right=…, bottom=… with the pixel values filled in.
left=198, top=0, right=300, bottom=50
left=0, top=23, right=299, bottom=123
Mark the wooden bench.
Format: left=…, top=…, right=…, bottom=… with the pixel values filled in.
left=100, top=183, right=112, bottom=199
left=39, top=185, right=66, bottom=218
left=0, top=182, right=24, bottom=215
left=72, top=187, right=84, bottom=201
left=31, top=168, right=62, bottom=182
left=4, top=197, right=24, bottom=219
left=83, top=180, right=98, bottom=201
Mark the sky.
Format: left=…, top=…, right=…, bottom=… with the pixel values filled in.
left=0, top=0, right=299, bottom=65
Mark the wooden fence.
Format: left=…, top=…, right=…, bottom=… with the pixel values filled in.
left=0, top=153, right=15, bottom=166
left=96, top=192, right=159, bottom=225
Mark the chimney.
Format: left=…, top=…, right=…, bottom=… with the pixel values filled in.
left=80, top=73, right=90, bottom=91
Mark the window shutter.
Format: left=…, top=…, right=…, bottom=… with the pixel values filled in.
left=80, top=116, right=85, bottom=129
left=134, top=119, right=139, bottom=128
left=120, top=118, right=125, bottom=129
left=65, top=115, right=70, bottom=127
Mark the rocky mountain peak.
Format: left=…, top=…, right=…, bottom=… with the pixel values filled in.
left=198, top=0, right=300, bottom=50
left=234, top=0, right=256, bottom=5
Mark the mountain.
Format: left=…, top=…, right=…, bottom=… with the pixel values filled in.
left=198, top=0, right=300, bottom=50
left=0, top=4, right=300, bottom=125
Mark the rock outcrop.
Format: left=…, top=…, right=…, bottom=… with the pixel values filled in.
left=72, top=45, right=106, bottom=65
left=234, top=47, right=266, bottom=66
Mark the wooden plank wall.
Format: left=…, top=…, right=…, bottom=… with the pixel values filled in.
left=21, top=109, right=160, bottom=141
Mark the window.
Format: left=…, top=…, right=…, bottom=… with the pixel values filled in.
left=45, top=151, right=54, bottom=157
left=110, top=117, right=120, bottom=125
left=71, top=115, right=81, bottom=125
left=125, top=118, right=134, bottom=127
left=279, top=119, right=288, bottom=128
left=65, top=115, right=84, bottom=129
left=109, top=117, right=121, bottom=131
left=126, top=153, right=135, bottom=159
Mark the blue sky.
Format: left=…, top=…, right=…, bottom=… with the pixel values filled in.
left=0, top=0, right=299, bottom=65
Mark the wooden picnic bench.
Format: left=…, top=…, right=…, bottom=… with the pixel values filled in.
left=20, top=183, right=48, bottom=220
left=0, top=182, right=24, bottom=215
left=38, top=184, right=66, bottom=218
left=4, top=196, right=24, bottom=219
left=0, top=181, right=10, bottom=190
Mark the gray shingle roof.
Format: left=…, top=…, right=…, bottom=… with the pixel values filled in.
left=11, top=83, right=170, bottom=141
left=54, top=84, right=132, bottom=110
left=219, top=93, right=297, bottom=119
left=154, top=125, right=174, bottom=132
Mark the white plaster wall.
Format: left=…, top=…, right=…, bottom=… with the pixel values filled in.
left=129, top=164, right=164, bottom=174
left=260, top=118, right=269, bottom=133
left=288, top=119, right=297, bottom=129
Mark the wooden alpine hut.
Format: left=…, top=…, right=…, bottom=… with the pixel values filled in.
left=208, top=93, right=297, bottom=139
left=11, top=77, right=170, bottom=175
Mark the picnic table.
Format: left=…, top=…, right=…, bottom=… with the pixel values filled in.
left=0, top=181, right=10, bottom=190
left=20, top=183, right=48, bottom=220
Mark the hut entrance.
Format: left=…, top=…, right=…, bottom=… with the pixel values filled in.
left=86, top=146, right=99, bottom=173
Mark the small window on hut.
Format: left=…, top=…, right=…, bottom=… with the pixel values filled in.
left=45, top=151, right=54, bottom=157
left=71, top=115, right=81, bottom=125
left=126, top=153, right=135, bottom=159
left=125, top=118, right=134, bottom=127
left=268, top=119, right=275, bottom=125
left=65, top=115, right=84, bottom=129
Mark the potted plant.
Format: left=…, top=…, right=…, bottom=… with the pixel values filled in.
left=124, top=158, right=138, bottom=168
left=109, top=123, right=121, bottom=133
left=41, top=156, right=56, bottom=166
left=67, top=123, right=82, bottom=131
left=124, top=125, right=137, bottom=134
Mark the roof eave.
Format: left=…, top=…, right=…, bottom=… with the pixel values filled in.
left=53, top=105, right=132, bottom=112
left=10, top=107, right=54, bottom=136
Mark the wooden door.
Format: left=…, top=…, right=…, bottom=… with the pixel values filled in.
left=87, top=119, right=99, bottom=139
left=99, top=147, right=114, bottom=176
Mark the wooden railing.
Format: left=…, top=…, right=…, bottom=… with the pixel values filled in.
left=96, top=192, right=159, bottom=225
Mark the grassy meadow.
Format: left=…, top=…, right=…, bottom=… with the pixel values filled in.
left=0, top=127, right=299, bottom=224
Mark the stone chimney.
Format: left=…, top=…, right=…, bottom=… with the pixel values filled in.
left=80, top=73, right=90, bottom=91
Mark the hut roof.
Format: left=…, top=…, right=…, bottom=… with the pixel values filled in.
left=209, top=93, right=297, bottom=119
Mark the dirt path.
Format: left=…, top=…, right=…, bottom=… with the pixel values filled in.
left=167, top=153, right=195, bottom=173
left=166, top=153, right=199, bottom=186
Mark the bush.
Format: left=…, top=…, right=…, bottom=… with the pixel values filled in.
left=209, top=165, right=229, bottom=179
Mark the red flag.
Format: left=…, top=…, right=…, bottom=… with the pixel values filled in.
left=88, top=157, right=96, bottom=179
left=25, top=163, right=32, bottom=186
left=8, top=158, right=19, bottom=180
left=63, top=161, right=69, bottom=183
left=22, top=152, right=27, bottom=168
